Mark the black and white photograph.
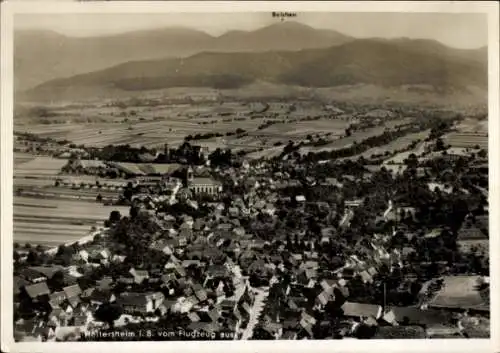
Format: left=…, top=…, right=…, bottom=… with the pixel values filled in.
left=1, top=1, right=499, bottom=351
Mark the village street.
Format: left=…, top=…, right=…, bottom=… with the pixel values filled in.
left=240, top=286, right=269, bottom=340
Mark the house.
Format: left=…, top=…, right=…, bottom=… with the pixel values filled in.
left=87, top=290, right=116, bottom=306
left=186, top=322, right=219, bottom=335
left=129, top=268, right=149, bottom=284
left=320, top=279, right=337, bottom=292
left=295, top=195, right=306, bottom=203
left=49, top=291, right=67, bottom=308
left=341, top=302, right=383, bottom=320
left=96, top=277, right=114, bottom=291
left=29, top=265, right=65, bottom=280
left=48, top=308, right=68, bottom=327
left=24, top=282, right=51, bottom=301
left=192, top=283, right=208, bottom=302
left=149, top=239, right=174, bottom=255
left=262, top=321, right=283, bottom=339
left=315, top=289, right=335, bottom=308
left=117, top=292, right=165, bottom=314
left=457, top=221, right=488, bottom=254
left=20, top=268, right=47, bottom=283
left=63, top=284, right=82, bottom=300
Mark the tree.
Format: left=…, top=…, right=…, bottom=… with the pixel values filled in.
left=478, top=149, right=487, bottom=158
left=27, top=250, right=38, bottom=265
left=436, top=138, right=446, bottom=151
left=49, top=271, right=66, bottom=291
left=94, top=303, right=123, bottom=329
left=109, top=210, right=122, bottom=224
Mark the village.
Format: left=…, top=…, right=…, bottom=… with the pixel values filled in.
left=12, top=110, right=490, bottom=341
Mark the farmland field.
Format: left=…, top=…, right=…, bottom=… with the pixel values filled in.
left=443, top=132, right=488, bottom=150
left=299, top=126, right=387, bottom=154
left=14, top=156, right=67, bottom=178
left=15, top=100, right=348, bottom=151
left=13, top=196, right=129, bottom=246
left=349, top=129, right=431, bottom=160
left=14, top=152, right=35, bottom=166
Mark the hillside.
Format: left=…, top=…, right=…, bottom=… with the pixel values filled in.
left=23, top=38, right=488, bottom=103
left=14, top=22, right=353, bottom=91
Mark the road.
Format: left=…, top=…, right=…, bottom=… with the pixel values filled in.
left=241, top=286, right=269, bottom=340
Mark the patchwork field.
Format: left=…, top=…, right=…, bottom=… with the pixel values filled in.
left=15, top=100, right=350, bottom=152
left=13, top=196, right=129, bottom=246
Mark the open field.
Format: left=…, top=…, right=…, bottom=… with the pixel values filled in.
left=443, top=132, right=488, bottom=150
left=14, top=156, right=67, bottom=178
left=13, top=196, right=129, bottom=246
left=455, top=118, right=488, bottom=134
left=245, top=146, right=284, bottom=160
left=14, top=152, right=36, bottom=166
left=383, top=140, right=429, bottom=165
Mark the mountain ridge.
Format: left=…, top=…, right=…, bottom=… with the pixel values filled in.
left=15, top=22, right=354, bottom=91
left=22, top=37, right=487, bottom=103
left=18, top=21, right=487, bottom=92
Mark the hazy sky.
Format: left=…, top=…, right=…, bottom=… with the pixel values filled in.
left=15, top=12, right=488, bottom=49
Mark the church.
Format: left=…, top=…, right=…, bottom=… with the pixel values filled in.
left=185, top=166, right=223, bottom=196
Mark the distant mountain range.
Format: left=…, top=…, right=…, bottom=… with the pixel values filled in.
left=22, top=36, right=487, bottom=102
left=15, top=22, right=353, bottom=91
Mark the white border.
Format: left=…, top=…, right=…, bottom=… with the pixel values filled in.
left=1, top=2, right=499, bottom=353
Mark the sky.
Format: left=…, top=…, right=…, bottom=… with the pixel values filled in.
left=14, top=12, right=488, bottom=49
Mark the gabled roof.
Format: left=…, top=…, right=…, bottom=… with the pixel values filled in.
left=28, top=266, right=64, bottom=279
left=25, top=282, right=51, bottom=299
left=49, top=291, right=67, bottom=306
left=20, top=268, right=47, bottom=282
left=14, top=276, right=29, bottom=295
left=457, top=222, right=488, bottom=240
left=118, top=292, right=150, bottom=306
left=341, top=302, right=382, bottom=318
left=63, top=284, right=82, bottom=299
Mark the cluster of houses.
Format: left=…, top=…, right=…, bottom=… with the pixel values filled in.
left=13, top=136, right=490, bottom=341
